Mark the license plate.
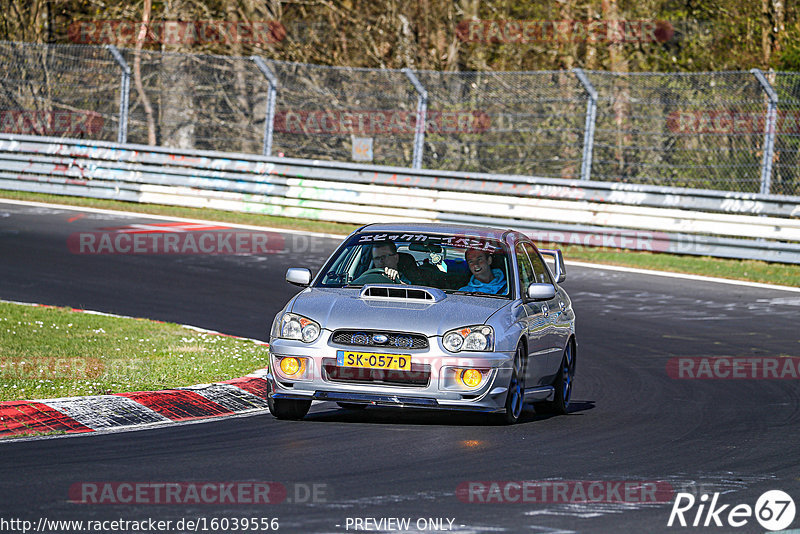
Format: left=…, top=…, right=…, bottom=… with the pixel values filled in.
left=336, top=350, right=411, bottom=371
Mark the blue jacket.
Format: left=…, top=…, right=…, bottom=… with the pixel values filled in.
left=459, top=268, right=507, bottom=295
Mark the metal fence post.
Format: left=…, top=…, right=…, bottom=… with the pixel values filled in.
left=402, top=68, right=428, bottom=170
left=751, top=69, right=778, bottom=195
left=573, top=68, right=597, bottom=182
left=252, top=56, right=279, bottom=157
left=106, top=45, right=130, bottom=144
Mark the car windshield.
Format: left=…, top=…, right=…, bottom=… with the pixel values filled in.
left=315, top=232, right=512, bottom=299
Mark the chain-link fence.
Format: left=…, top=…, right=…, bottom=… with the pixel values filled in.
left=0, top=42, right=121, bottom=142
left=1, top=40, right=798, bottom=195
left=772, top=73, right=800, bottom=196
left=118, top=48, right=270, bottom=154
left=590, top=71, right=771, bottom=193
left=268, top=61, right=419, bottom=167
left=414, top=70, right=587, bottom=177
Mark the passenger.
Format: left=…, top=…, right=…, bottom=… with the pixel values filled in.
left=459, top=248, right=506, bottom=295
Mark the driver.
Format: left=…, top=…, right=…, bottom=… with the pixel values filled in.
left=371, top=242, right=411, bottom=284
left=459, top=248, right=506, bottom=295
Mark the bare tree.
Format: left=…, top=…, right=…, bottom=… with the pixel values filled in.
left=762, top=0, right=785, bottom=66
left=601, top=0, right=630, bottom=178
left=158, top=0, right=195, bottom=149
left=0, top=0, right=47, bottom=43
left=134, top=0, right=157, bottom=144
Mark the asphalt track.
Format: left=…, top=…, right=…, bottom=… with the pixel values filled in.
left=1, top=200, right=799, bottom=533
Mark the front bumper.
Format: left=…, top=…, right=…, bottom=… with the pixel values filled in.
left=268, top=332, right=516, bottom=412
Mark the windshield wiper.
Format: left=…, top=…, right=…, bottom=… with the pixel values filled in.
left=447, top=290, right=508, bottom=299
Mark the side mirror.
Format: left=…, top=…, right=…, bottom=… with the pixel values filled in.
left=527, top=283, right=556, bottom=301
left=539, top=249, right=566, bottom=284
left=286, top=267, right=312, bottom=287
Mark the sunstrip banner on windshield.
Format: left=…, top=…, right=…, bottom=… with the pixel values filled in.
left=349, top=233, right=503, bottom=253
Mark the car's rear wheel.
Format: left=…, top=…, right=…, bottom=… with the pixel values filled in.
left=336, top=402, right=368, bottom=410
left=534, top=341, right=575, bottom=415
left=268, top=397, right=311, bottom=420
left=500, top=341, right=527, bottom=424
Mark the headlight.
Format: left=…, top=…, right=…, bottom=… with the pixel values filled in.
left=278, top=313, right=321, bottom=343
left=442, top=325, right=494, bottom=352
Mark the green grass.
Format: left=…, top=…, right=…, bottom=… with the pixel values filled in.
left=0, top=302, right=269, bottom=402
left=0, top=189, right=797, bottom=287
left=0, top=428, right=67, bottom=440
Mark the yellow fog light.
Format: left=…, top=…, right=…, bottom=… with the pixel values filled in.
left=461, top=368, right=483, bottom=388
left=280, top=357, right=300, bottom=376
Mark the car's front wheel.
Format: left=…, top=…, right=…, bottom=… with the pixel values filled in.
left=268, top=397, right=312, bottom=420
left=500, top=341, right=527, bottom=424
left=534, top=341, right=575, bottom=415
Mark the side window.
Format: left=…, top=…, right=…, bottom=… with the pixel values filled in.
left=515, top=243, right=535, bottom=290
left=523, top=243, right=552, bottom=284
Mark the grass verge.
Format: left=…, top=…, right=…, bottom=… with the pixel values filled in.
left=0, top=190, right=797, bottom=287
left=0, top=301, right=269, bottom=402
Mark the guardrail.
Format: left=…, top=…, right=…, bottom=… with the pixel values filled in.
left=1, top=133, right=799, bottom=264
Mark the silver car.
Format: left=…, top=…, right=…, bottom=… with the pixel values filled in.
left=267, top=223, right=576, bottom=424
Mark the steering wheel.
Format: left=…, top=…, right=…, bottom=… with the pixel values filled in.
left=351, top=268, right=402, bottom=285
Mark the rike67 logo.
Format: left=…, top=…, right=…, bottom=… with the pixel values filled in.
left=668, top=490, right=796, bottom=531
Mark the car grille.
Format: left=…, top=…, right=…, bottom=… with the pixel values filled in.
left=322, top=359, right=430, bottom=387
left=331, top=329, right=429, bottom=350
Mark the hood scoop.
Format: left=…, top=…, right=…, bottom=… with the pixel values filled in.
left=360, top=285, right=446, bottom=303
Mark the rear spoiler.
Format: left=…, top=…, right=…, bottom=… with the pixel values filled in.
left=539, top=249, right=566, bottom=284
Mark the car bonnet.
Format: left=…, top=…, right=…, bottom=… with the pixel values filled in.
left=290, top=287, right=510, bottom=336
